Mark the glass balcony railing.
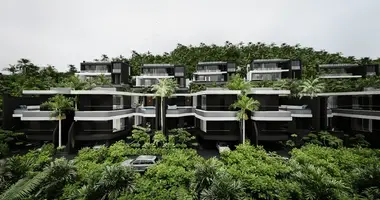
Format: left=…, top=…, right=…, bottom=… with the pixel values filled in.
left=196, top=69, right=221, bottom=73
left=320, top=73, right=358, bottom=77
left=80, top=70, right=109, bottom=73
left=141, top=73, right=170, bottom=76
left=250, top=67, right=283, bottom=71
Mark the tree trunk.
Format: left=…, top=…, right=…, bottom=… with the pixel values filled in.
left=160, top=98, right=164, bottom=132
left=58, top=119, right=62, bottom=147
left=242, top=119, right=245, bottom=144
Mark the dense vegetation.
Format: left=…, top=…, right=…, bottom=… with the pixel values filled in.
left=2, top=42, right=380, bottom=98
left=0, top=127, right=379, bottom=200
left=1, top=42, right=380, bottom=199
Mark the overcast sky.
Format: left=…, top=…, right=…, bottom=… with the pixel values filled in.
left=0, top=0, right=379, bottom=72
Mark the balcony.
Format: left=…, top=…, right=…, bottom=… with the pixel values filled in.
left=193, top=70, right=226, bottom=75
left=194, top=109, right=237, bottom=121
left=14, top=109, right=57, bottom=121
left=251, top=111, right=292, bottom=121
left=166, top=106, right=194, bottom=117
left=74, top=109, right=135, bottom=121
left=331, top=108, right=380, bottom=119
left=319, top=73, right=362, bottom=79
left=141, top=73, right=170, bottom=76
left=136, top=107, right=156, bottom=116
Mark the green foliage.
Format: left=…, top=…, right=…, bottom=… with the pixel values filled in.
left=86, top=165, right=137, bottom=200
left=0, top=129, right=25, bottom=158
left=153, top=131, right=166, bottom=148
left=106, top=140, right=129, bottom=163
left=189, top=83, right=206, bottom=93
left=231, top=94, right=260, bottom=120
left=128, top=125, right=151, bottom=148
left=291, top=163, right=350, bottom=199
left=298, top=78, right=325, bottom=99
left=200, top=170, right=247, bottom=200
left=346, top=134, right=371, bottom=148
left=168, top=128, right=198, bottom=148
left=151, top=78, right=178, bottom=98
left=221, top=143, right=299, bottom=199
left=226, top=74, right=250, bottom=92
left=41, top=94, right=74, bottom=119
left=0, top=170, right=49, bottom=200
left=303, top=131, right=343, bottom=148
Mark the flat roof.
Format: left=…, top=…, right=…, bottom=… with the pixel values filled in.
left=253, top=59, right=290, bottom=63
left=198, top=61, right=228, bottom=66
left=319, top=63, right=359, bottom=68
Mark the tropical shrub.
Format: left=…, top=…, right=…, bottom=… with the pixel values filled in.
left=302, top=131, right=343, bottom=148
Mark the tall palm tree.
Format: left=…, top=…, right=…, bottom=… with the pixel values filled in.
left=298, top=78, right=325, bottom=99
left=41, top=95, right=74, bottom=147
left=231, top=95, right=260, bottom=144
left=151, top=78, right=178, bottom=132
left=225, top=74, right=250, bottom=93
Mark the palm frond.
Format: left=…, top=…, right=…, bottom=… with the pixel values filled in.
left=151, top=78, right=178, bottom=98
left=0, top=171, right=48, bottom=200
left=231, top=95, right=260, bottom=120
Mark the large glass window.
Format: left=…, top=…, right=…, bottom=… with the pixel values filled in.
left=251, top=73, right=281, bottom=81
left=367, top=65, right=376, bottom=76
left=201, top=95, right=206, bottom=110
left=252, top=63, right=279, bottom=70
left=113, top=118, right=126, bottom=132
left=143, top=68, right=168, bottom=76
left=113, top=95, right=123, bottom=110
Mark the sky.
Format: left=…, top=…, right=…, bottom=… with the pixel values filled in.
left=0, top=0, right=379, bottom=72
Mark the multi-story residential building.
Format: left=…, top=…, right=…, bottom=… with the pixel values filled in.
left=192, top=61, right=236, bottom=84
left=317, top=63, right=379, bottom=79
left=76, top=61, right=130, bottom=85
left=3, top=88, right=72, bottom=144
left=134, top=64, right=186, bottom=88
left=246, top=59, right=302, bottom=81
left=3, top=59, right=380, bottom=151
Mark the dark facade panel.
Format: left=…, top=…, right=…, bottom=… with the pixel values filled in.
left=78, top=95, right=113, bottom=111
left=205, top=94, right=237, bottom=111
left=249, top=94, right=279, bottom=111
left=2, top=95, right=52, bottom=130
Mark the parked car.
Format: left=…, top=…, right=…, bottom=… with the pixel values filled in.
left=216, top=142, right=230, bottom=153
left=121, top=155, right=158, bottom=172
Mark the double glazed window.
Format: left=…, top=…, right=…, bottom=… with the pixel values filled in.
left=142, top=68, right=168, bottom=76
left=113, top=96, right=123, bottom=110
left=251, top=73, right=281, bottom=81
left=113, top=118, right=126, bottom=132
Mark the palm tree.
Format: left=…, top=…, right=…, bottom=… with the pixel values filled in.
left=225, top=74, right=250, bottom=93
left=151, top=78, right=178, bottom=132
left=58, top=75, right=90, bottom=110
left=231, top=95, right=260, bottom=144
left=192, top=158, right=223, bottom=199
left=89, top=74, right=112, bottom=88
left=95, top=165, right=136, bottom=200
left=3, top=64, right=17, bottom=74
left=100, top=54, right=109, bottom=62
left=200, top=171, right=246, bottom=200
left=298, top=78, right=325, bottom=99
left=41, top=95, right=74, bottom=147
left=0, top=158, right=76, bottom=200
